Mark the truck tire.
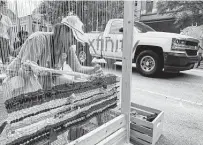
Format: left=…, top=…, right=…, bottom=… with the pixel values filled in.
left=136, top=50, right=162, bottom=77
left=76, top=42, right=92, bottom=66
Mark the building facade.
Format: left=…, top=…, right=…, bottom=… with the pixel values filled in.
left=11, top=15, right=53, bottom=41
left=136, top=0, right=180, bottom=33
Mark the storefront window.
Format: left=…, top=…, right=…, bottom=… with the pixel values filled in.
left=146, top=1, right=153, bottom=13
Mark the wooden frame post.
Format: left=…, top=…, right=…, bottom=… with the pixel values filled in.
left=121, top=0, right=134, bottom=143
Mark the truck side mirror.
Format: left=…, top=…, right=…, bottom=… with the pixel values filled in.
left=119, top=28, right=123, bottom=33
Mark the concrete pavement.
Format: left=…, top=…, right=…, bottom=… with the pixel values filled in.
left=132, top=91, right=203, bottom=145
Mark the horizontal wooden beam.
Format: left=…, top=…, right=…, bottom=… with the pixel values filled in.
left=130, top=129, right=152, bottom=143
left=130, top=123, right=153, bottom=137
left=131, top=107, right=154, bottom=116
left=96, top=128, right=126, bottom=145
left=131, top=103, right=161, bottom=114
left=131, top=116, right=153, bottom=128
left=68, top=114, right=126, bottom=145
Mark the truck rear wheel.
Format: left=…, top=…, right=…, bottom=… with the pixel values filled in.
left=136, top=50, right=162, bottom=77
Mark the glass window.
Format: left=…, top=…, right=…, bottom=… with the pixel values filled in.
left=135, top=1, right=137, bottom=6
left=32, top=24, right=36, bottom=32
left=141, top=1, right=145, bottom=10
left=134, top=22, right=155, bottom=33
left=146, top=1, right=153, bottom=13
left=43, top=26, right=47, bottom=32
left=109, top=20, right=123, bottom=34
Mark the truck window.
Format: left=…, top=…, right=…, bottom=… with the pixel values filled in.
left=134, top=22, right=155, bottom=33
left=109, top=20, right=123, bottom=34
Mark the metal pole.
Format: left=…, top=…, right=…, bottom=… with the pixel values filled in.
left=121, top=0, right=134, bottom=143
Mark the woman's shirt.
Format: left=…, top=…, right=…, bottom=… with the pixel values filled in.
left=0, top=14, right=12, bottom=40
left=18, top=31, right=53, bottom=67
left=6, top=31, right=73, bottom=76
left=3, top=32, right=54, bottom=99
left=6, top=31, right=54, bottom=76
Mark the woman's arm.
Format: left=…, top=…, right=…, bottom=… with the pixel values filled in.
left=6, top=34, right=45, bottom=77
left=67, top=45, right=101, bottom=74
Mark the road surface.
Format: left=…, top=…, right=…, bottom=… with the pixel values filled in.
left=104, top=67, right=203, bottom=145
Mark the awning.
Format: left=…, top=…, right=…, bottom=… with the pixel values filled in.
left=140, top=13, right=174, bottom=23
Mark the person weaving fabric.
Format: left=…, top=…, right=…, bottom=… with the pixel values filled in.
left=2, top=15, right=102, bottom=100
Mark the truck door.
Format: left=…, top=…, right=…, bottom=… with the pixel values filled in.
left=103, top=20, right=123, bottom=59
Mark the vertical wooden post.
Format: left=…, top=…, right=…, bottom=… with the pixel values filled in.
left=121, top=0, right=134, bottom=143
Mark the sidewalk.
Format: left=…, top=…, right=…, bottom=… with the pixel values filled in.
left=131, top=91, right=203, bottom=145
left=195, top=61, right=203, bottom=69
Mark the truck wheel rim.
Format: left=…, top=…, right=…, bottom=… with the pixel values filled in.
left=79, top=51, right=86, bottom=63
left=140, top=56, right=155, bottom=72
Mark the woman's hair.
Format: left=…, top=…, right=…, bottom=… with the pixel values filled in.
left=50, top=23, right=74, bottom=68
left=0, top=0, right=6, bottom=7
left=17, top=31, right=28, bottom=40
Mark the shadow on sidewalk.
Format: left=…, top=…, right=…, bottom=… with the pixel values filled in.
left=156, top=135, right=175, bottom=145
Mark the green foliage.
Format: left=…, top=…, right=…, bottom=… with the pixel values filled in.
left=157, top=1, right=203, bottom=29
left=33, top=1, right=124, bottom=32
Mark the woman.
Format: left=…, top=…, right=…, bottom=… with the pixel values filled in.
left=2, top=15, right=102, bottom=100
left=0, top=0, right=13, bottom=64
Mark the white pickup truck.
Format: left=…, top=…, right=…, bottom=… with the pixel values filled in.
left=82, top=19, right=200, bottom=77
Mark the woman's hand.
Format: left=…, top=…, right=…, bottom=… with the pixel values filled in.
left=90, top=64, right=103, bottom=76
left=61, top=53, right=67, bottom=63
left=20, top=63, right=34, bottom=77
left=87, top=65, right=104, bottom=81
left=56, top=53, right=67, bottom=70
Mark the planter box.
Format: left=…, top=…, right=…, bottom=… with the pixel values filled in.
left=130, top=103, right=164, bottom=145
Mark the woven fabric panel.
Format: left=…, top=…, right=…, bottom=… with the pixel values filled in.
left=0, top=74, right=120, bottom=145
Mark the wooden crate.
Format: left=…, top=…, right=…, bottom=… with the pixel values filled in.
left=130, top=103, right=164, bottom=145
left=69, top=114, right=130, bottom=145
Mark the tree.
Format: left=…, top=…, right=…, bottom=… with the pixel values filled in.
left=157, top=1, right=203, bottom=29
left=33, top=1, right=124, bottom=32
left=32, top=1, right=76, bottom=24
left=0, top=0, right=16, bottom=21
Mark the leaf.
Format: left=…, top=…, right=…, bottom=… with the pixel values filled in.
left=157, top=0, right=203, bottom=28
left=33, top=1, right=124, bottom=31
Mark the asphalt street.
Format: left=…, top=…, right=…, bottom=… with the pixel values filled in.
left=104, top=66, right=203, bottom=145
